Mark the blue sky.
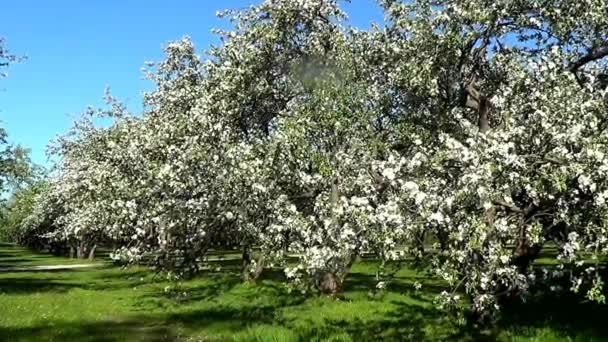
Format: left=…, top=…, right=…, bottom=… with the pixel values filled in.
left=1, top=0, right=383, bottom=166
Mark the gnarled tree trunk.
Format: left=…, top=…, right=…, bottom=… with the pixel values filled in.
left=76, top=241, right=96, bottom=260
left=316, top=252, right=359, bottom=296
left=241, top=244, right=265, bottom=282
left=317, top=271, right=342, bottom=295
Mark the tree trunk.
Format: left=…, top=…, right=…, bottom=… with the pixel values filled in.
left=241, top=244, right=266, bottom=282
left=511, top=217, right=542, bottom=272
left=463, top=81, right=492, bottom=133
left=77, top=241, right=93, bottom=259
left=252, top=255, right=265, bottom=280
left=317, top=253, right=358, bottom=296
left=437, top=229, right=450, bottom=250
left=512, top=239, right=541, bottom=273
left=317, top=272, right=342, bottom=295
left=88, top=244, right=97, bottom=260
left=415, top=230, right=426, bottom=257
left=241, top=244, right=253, bottom=282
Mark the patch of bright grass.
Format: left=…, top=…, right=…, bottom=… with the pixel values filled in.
left=0, top=243, right=104, bottom=267
left=0, top=244, right=607, bottom=341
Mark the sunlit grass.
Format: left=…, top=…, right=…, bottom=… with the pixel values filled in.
left=0, top=244, right=606, bottom=341
left=0, top=243, right=104, bottom=267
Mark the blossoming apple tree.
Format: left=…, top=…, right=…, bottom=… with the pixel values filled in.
left=21, top=0, right=608, bottom=320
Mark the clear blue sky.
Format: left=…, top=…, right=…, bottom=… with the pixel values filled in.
left=1, top=0, right=383, bottom=166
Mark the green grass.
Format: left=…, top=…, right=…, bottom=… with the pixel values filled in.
left=0, top=243, right=104, bottom=267
left=0, top=243, right=607, bottom=341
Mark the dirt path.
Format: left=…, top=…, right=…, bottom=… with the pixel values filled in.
left=0, top=264, right=102, bottom=272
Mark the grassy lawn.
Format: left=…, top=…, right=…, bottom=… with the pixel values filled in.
left=0, top=243, right=104, bottom=267
left=0, top=243, right=607, bottom=341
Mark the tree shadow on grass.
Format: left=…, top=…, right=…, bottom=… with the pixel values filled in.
left=0, top=264, right=467, bottom=342
left=0, top=318, right=178, bottom=342
left=0, top=277, right=81, bottom=294
left=0, top=251, right=20, bottom=259
left=165, top=303, right=281, bottom=328
left=0, top=298, right=298, bottom=342
left=0, top=253, right=42, bottom=263
left=0, top=290, right=468, bottom=342
left=0, top=258, right=42, bottom=266
left=0, top=266, right=154, bottom=294
left=138, top=272, right=243, bottom=306
left=344, top=271, right=446, bottom=296
left=84, top=267, right=159, bottom=290
left=292, top=299, right=468, bottom=341
left=139, top=270, right=304, bottom=309
left=497, top=290, right=608, bottom=340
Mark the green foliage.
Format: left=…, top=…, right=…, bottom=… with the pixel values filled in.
left=0, top=181, right=48, bottom=242
left=0, top=38, right=31, bottom=195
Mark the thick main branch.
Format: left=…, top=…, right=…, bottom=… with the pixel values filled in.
left=568, top=45, right=608, bottom=72
left=464, top=81, right=492, bottom=133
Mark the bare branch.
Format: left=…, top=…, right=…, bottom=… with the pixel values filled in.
left=493, top=200, right=523, bottom=213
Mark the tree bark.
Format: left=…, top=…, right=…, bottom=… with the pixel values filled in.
left=317, top=252, right=359, bottom=296
left=464, top=81, right=491, bottom=133
left=318, top=271, right=342, bottom=295
left=253, top=255, right=265, bottom=280
left=415, top=230, right=426, bottom=256
left=241, top=244, right=266, bottom=282
left=241, top=244, right=253, bottom=281
left=568, top=45, right=608, bottom=73
left=512, top=238, right=541, bottom=273
left=76, top=241, right=94, bottom=259
left=88, top=244, right=97, bottom=260
left=437, top=229, right=450, bottom=250
left=77, top=242, right=83, bottom=259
